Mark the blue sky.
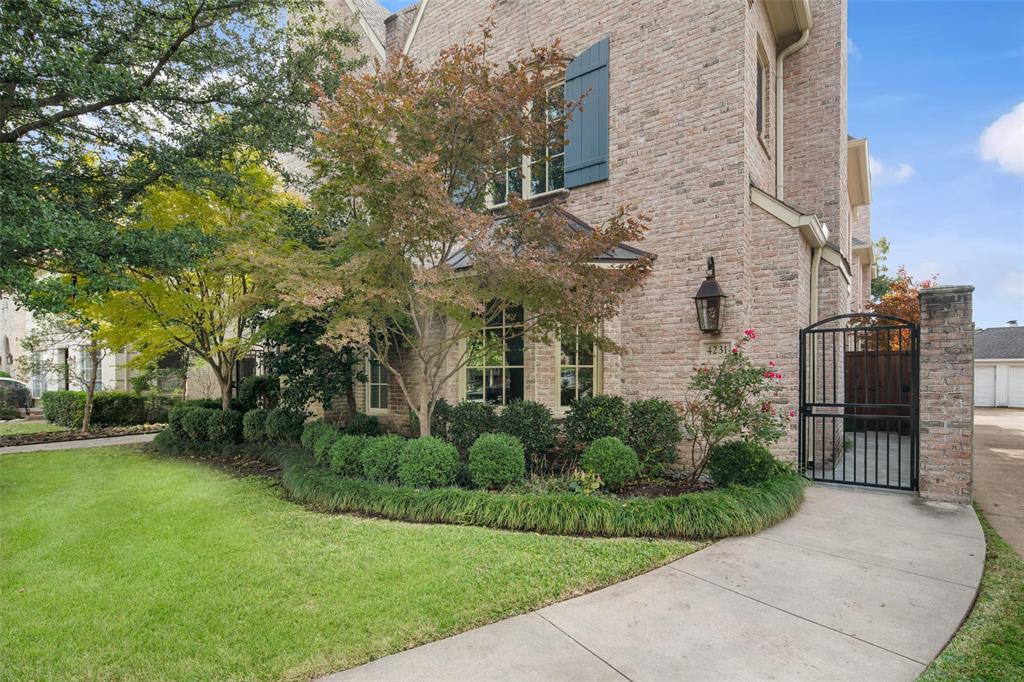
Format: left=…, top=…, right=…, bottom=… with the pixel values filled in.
left=850, top=1, right=1024, bottom=329
left=378, top=1, right=1023, bottom=328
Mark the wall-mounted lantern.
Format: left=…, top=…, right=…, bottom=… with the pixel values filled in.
left=693, top=257, right=727, bottom=334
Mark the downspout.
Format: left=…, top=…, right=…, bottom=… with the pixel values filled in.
left=810, top=243, right=823, bottom=324
left=775, top=28, right=810, bottom=200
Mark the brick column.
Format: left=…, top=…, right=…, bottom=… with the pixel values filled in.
left=918, top=285, right=974, bottom=503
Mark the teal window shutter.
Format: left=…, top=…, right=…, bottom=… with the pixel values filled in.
left=564, top=38, right=609, bottom=188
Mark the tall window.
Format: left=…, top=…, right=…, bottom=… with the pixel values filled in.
left=490, top=84, right=565, bottom=205
left=366, top=357, right=389, bottom=411
left=465, top=304, right=524, bottom=405
left=530, top=83, right=565, bottom=196
left=79, top=347, right=102, bottom=391
left=559, top=338, right=596, bottom=408
left=755, top=46, right=768, bottom=140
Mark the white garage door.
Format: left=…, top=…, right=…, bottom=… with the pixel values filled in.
left=1009, top=367, right=1024, bottom=408
left=975, top=366, right=996, bottom=407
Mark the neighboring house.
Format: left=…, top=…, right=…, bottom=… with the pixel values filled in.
left=0, top=294, right=134, bottom=400
left=974, top=323, right=1024, bottom=408
left=326, top=0, right=876, bottom=452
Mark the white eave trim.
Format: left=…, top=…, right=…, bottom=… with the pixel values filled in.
left=848, top=138, right=871, bottom=208
left=342, top=0, right=386, bottom=60
left=852, top=240, right=875, bottom=265
left=821, top=244, right=853, bottom=284
left=750, top=185, right=827, bottom=247
left=402, top=0, right=429, bottom=56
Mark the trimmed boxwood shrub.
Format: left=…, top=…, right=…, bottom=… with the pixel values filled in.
left=264, top=409, right=305, bottom=444
left=468, top=433, right=526, bottom=489
left=564, top=395, right=628, bottom=447
left=168, top=404, right=195, bottom=439
left=206, top=410, right=243, bottom=444
left=91, top=392, right=145, bottom=426
left=398, top=436, right=460, bottom=488
left=177, top=397, right=246, bottom=411
left=181, top=407, right=216, bottom=442
left=579, top=436, right=640, bottom=492
left=708, top=441, right=777, bottom=487
left=625, top=398, right=683, bottom=473
left=447, top=401, right=497, bottom=453
left=329, top=435, right=369, bottom=477
left=346, top=412, right=382, bottom=436
left=300, top=419, right=332, bottom=452
left=242, top=409, right=270, bottom=443
left=497, top=400, right=557, bottom=468
left=361, top=434, right=404, bottom=483
left=312, top=427, right=342, bottom=466
left=41, top=391, right=85, bottom=428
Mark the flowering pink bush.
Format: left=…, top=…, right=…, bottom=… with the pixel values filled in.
left=674, top=331, right=790, bottom=485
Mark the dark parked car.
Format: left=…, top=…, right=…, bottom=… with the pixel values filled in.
left=0, top=377, right=32, bottom=417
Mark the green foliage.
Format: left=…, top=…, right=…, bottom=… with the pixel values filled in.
left=237, top=376, right=280, bottom=412
left=681, top=331, right=790, bottom=486
left=626, top=398, right=683, bottom=473
left=167, top=404, right=194, bottom=439
left=282, top=453, right=807, bottom=539
left=181, top=408, right=217, bottom=442
left=430, top=399, right=452, bottom=440
left=346, top=412, right=382, bottom=436
left=242, top=409, right=270, bottom=444
left=312, top=428, right=342, bottom=466
left=41, top=390, right=145, bottom=428
left=264, top=409, right=305, bottom=444
left=328, top=435, right=369, bottom=477
left=261, top=316, right=364, bottom=413
left=300, top=420, right=332, bottom=452
left=152, top=427, right=299, bottom=467
left=870, top=236, right=893, bottom=300
left=564, top=395, right=629, bottom=447
left=142, top=395, right=175, bottom=424
left=568, top=469, right=603, bottom=496
left=448, top=402, right=498, bottom=453
left=468, top=433, right=526, bottom=489
left=398, top=437, right=460, bottom=488
left=0, top=381, right=30, bottom=413
left=498, top=400, right=557, bottom=468
left=579, top=437, right=640, bottom=492
left=708, top=441, right=777, bottom=487
left=206, top=410, right=243, bottom=445
left=0, top=405, right=20, bottom=420
left=0, top=0, right=362, bottom=300
left=361, top=435, right=405, bottom=483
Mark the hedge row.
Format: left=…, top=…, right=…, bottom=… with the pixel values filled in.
left=279, top=451, right=807, bottom=540
left=42, top=391, right=148, bottom=428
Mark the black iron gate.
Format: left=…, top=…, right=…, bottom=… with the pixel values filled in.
left=798, top=313, right=920, bottom=491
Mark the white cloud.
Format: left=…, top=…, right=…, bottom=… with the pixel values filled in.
left=980, top=102, right=1024, bottom=175
left=1000, top=270, right=1024, bottom=298
left=848, top=38, right=861, bottom=59
left=869, top=155, right=915, bottom=185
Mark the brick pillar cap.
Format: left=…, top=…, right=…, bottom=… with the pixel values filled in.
left=920, top=285, right=975, bottom=297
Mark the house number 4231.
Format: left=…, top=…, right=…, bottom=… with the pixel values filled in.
left=702, top=341, right=731, bottom=359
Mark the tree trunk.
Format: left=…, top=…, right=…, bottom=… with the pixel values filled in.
left=345, top=382, right=357, bottom=420
left=217, top=369, right=232, bottom=411
left=81, top=347, right=100, bottom=433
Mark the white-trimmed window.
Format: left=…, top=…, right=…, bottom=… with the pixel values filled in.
left=78, top=347, right=102, bottom=391
left=755, top=42, right=769, bottom=141
left=558, top=337, right=596, bottom=408
left=489, top=84, right=565, bottom=206
left=465, top=304, right=524, bottom=405
left=366, top=357, right=389, bottom=412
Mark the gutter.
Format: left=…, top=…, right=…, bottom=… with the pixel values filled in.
left=775, top=27, right=810, bottom=200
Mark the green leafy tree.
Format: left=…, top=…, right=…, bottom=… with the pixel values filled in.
left=103, top=164, right=300, bottom=409
left=0, top=0, right=361, bottom=300
left=870, top=237, right=893, bottom=300
left=266, top=30, right=654, bottom=437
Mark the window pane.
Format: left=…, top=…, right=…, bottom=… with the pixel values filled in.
left=578, top=368, right=594, bottom=399
left=466, top=369, right=484, bottom=401
left=493, top=177, right=507, bottom=203
left=560, top=368, right=577, bottom=407
left=577, top=344, right=593, bottom=367
left=549, top=154, right=564, bottom=191
left=507, top=367, right=524, bottom=404
left=561, top=343, right=576, bottom=367
left=485, top=368, right=504, bottom=405
left=369, top=385, right=380, bottom=410
left=530, top=159, right=545, bottom=196
left=505, top=332, right=524, bottom=367
left=379, top=385, right=389, bottom=409
left=483, top=329, right=503, bottom=365
left=508, top=168, right=522, bottom=197
left=506, top=305, right=523, bottom=324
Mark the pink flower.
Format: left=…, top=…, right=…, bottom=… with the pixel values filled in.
left=731, top=347, right=739, bottom=353
left=768, top=360, right=776, bottom=367
left=743, top=329, right=757, bottom=339
left=789, top=411, right=796, bottom=418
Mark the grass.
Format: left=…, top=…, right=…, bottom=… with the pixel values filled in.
left=919, top=507, right=1024, bottom=681
left=280, top=451, right=807, bottom=540
left=0, top=420, right=68, bottom=436
left=0, top=446, right=698, bottom=681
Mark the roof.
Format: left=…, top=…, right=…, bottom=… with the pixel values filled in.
left=349, top=0, right=389, bottom=44
left=975, top=326, right=1024, bottom=360
left=447, top=205, right=654, bottom=270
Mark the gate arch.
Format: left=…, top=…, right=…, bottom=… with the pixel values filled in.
left=798, top=313, right=919, bottom=491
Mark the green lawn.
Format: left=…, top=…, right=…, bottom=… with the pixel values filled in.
left=0, top=447, right=698, bottom=681
left=920, top=507, right=1024, bottom=681
left=0, top=421, right=68, bottom=436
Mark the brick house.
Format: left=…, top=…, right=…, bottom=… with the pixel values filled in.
left=327, top=0, right=875, bottom=455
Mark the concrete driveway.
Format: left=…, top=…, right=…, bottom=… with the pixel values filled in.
left=974, top=407, right=1024, bottom=556
left=326, top=485, right=983, bottom=681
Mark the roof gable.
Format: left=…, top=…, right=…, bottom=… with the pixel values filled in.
left=975, top=326, right=1024, bottom=359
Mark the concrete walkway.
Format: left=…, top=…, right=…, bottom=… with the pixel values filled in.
left=327, top=485, right=984, bottom=682
left=0, top=433, right=157, bottom=454
left=974, top=407, right=1024, bottom=556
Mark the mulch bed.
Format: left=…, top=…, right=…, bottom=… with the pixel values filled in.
left=0, top=425, right=165, bottom=448
left=619, top=479, right=714, bottom=498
